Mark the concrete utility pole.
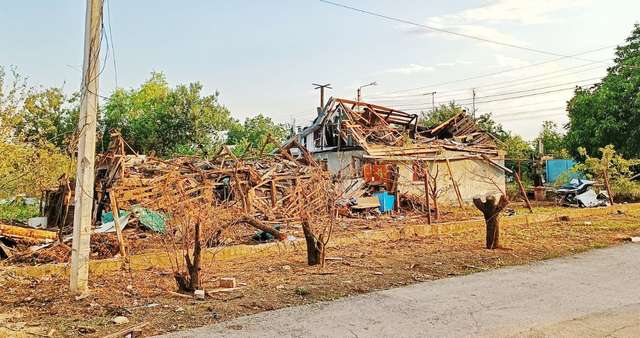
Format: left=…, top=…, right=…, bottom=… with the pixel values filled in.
left=357, top=81, right=377, bottom=102
left=427, top=91, right=436, bottom=112
left=70, top=0, right=102, bottom=294
left=472, top=88, right=477, bottom=118
left=312, top=83, right=332, bottom=108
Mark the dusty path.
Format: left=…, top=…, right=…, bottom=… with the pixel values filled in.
left=157, top=243, right=640, bottom=338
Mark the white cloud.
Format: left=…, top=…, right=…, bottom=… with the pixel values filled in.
left=384, top=64, right=435, bottom=75
left=406, top=0, right=590, bottom=50
left=453, top=0, right=590, bottom=25
left=493, top=54, right=530, bottom=68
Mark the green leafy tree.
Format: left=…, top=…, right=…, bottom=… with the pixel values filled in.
left=475, top=112, right=509, bottom=141
left=15, top=87, right=79, bottom=151
left=227, top=114, right=288, bottom=156
left=533, top=120, right=569, bottom=158
left=102, top=72, right=234, bottom=157
left=0, top=66, right=30, bottom=142
left=565, top=24, right=640, bottom=157
left=419, top=102, right=462, bottom=127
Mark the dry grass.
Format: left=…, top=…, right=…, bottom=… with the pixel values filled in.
left=1, top=210, right=639, bottom=337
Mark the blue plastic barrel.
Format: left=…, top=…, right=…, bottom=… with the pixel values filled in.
left=373, top=192, right=396, bottom=213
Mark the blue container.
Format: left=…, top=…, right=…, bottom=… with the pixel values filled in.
left=373, top=191, right=396, bottom=213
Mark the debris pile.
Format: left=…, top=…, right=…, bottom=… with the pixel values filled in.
left=556, top=179, right=610, bottom=208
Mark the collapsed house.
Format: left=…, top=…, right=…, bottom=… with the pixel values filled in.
left=16, top=133, right=331, bottom=262
left=290, top=98, right=508, bottom=207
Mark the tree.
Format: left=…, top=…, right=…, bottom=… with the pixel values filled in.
left=15, top=87, right=79, bottom=151
left=0, top=141, right=74, bottom=198
left=534, top=121, right=569, bottom=158
left=473, top=194, right=509, bottom=249
left=476, top=113, right=509, bottom=141
left=226, top=114, right=288, bottom=156
left=565, top=24, right=640, bottom=157
left=419, top=102, right=462, bottom=127
left=102, top=72, right=234, bottom=157
left=0, top=66, right=30, bottom=142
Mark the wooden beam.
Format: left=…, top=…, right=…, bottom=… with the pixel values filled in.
left=108, top=192, right=127, bottom=257
left=514, top=172, right=533, bottom=213
left=445, top=157, right=464, bottom=208
left=0, top=223, right=58, bottom=242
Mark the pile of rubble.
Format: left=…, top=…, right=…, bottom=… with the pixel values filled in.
left=1, top=133, right=331, bottom=265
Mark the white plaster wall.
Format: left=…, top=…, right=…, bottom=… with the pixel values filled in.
left=396, top=155, right=506, bottom=205
left=312, top=150, right=366, bottom=175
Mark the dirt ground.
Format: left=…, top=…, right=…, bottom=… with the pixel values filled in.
left=1, top=208, right=638, bottom=337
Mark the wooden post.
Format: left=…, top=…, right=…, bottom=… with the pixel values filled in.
left=603, top=169, right=614, bottom=205
left=108, top=192, right=127, bottom=258
left=445, top=158, right=464, bottom=208
left=70, top=0, right=102, bottom=294
left=422, top=161, right=432, bottom=225
left=514, top=172, right=533, bottom=213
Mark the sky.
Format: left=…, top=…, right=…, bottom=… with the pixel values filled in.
left=1, top=0, right=639, bottom=140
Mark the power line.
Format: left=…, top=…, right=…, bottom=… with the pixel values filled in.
left=394, top=78, right=597, bottom=110
left=370, top=59, right=608, bottom=103
left=318, top=0, right=606, bottom=64
left=367, top=45, right=614, bottom=97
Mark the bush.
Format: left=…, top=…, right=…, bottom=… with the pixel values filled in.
left=0, top=141, right=73, bottom=198
left=0, top=203, right=39, bottom=222
left=611, top=178, right=640, bottom=202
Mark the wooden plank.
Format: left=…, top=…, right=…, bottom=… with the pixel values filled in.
left=0, top=223, right=58, bottom=242
left=108, top=192, right=128, bottom=257
left=444, top=157, right=464, bottom=208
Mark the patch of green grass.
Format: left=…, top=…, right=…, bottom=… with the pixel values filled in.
left=294, top=287, right=310, bottom=296
left=0, top=203, right=39, bottom=222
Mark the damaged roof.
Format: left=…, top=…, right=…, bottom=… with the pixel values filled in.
left=297, top=97, right=500, bottom=159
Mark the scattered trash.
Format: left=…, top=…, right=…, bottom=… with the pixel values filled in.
left=94, top=213, right=131, bottom=234
left=631, top=237, right=640, bottom=242
left=194, top=290, right=205, bottom=300
left=27, top=217, right=48, bottom=229
left=219, top=277, right=237, bottom=288
left=112, top=316, right=129, bottom=325
left=281, top=265, right=292, bottom=271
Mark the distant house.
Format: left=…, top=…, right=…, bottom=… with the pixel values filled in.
left=288, top=97, right=507, bottom=205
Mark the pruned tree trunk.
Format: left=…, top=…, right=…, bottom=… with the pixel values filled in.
left=175, top=222, right=202, bottom=292
left=301, top=219, right=324, bottom=266
left=473, top=194, right=508, bottom=249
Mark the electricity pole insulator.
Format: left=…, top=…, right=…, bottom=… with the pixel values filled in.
left=70, top=0, right=102, bottom=294
left=313, top=83, right=332, bottom=109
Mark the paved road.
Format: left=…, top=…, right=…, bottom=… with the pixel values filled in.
left=158, top=244, right=640, bottom=338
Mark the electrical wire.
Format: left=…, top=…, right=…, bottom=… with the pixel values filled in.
left=368, top=45, right=614, bottom=97
left=318, top=0, right=605, bottom=63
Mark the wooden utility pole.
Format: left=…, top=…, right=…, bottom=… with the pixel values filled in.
left=70, top=0, right=102, bottom=294
left=312, top=83, right=332, bottom=108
